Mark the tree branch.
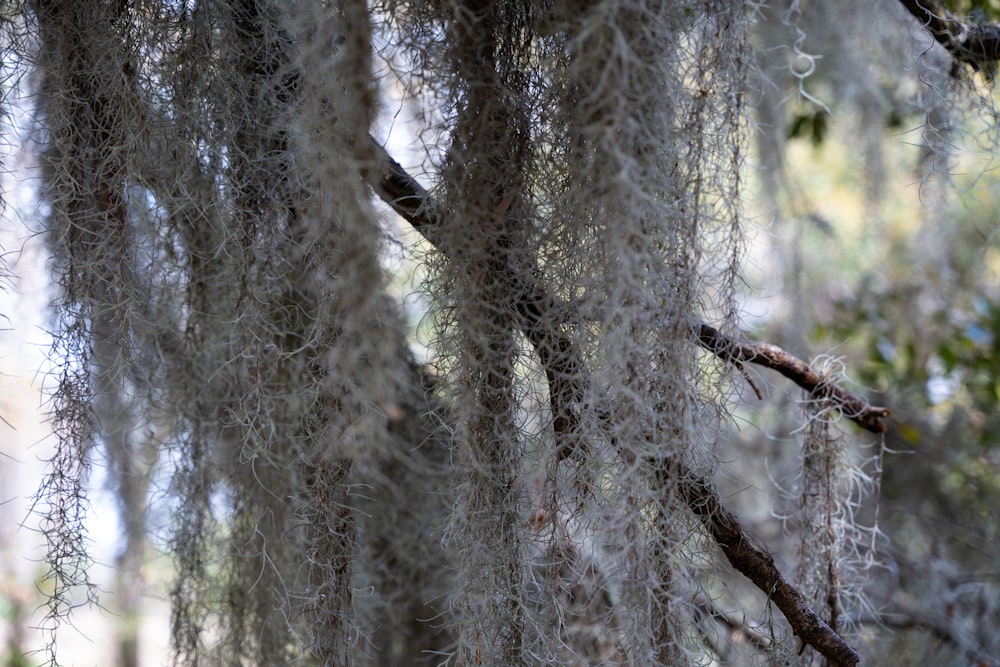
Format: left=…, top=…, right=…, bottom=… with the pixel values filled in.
left=365, top=137, right=861, bottom=666
left=367, top=138, right=591, bottom=466
left=898, top=0, right=1000, bottom=72
left=368, top=137, right=889, bottom=434
left=696, top=323, right=890, bottom=433
left=667, top=460, right=859, bottom=665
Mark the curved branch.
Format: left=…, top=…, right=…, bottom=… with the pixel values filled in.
left=696, top=324, right=890, bottom=433
left=365, top=138, right=861, bottom=665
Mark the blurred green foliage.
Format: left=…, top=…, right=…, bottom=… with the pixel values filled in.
left=788, top=108, right=830, bottom=146
left=810, top=180, right=1000, bottom=525
left=943, top=0, right=1000, bottom=19
left=757, top=76, right=1000, bottom=655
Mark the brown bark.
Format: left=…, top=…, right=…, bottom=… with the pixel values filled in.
left=695, top=323, right=890, bottom=433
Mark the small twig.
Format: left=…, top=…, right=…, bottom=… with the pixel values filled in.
left=733, top=359, right=765, bottom=400
left=692, top=593, right=774, bottom=653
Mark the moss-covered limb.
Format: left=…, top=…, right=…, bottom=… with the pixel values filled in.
left=369, top=138, right=591, bottom=469
left=369, top=140, right=890, bottom=436
left=367, top=139, right=862, bottom=667
left=897, top=0, right=1000, bottom=72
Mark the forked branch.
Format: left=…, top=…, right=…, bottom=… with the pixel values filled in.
left=365, top=138, right=861, bottom=666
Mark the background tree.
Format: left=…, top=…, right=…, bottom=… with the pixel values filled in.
left=0, top=0, right=996, bottom=666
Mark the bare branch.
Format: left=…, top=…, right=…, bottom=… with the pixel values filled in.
left=696, top=323, right=890, bottom=433
left=898, top=0, right=1000, bottom=72
left=366, top=137, right=444, bottom=247
left=365, top=139, right=862, bottom=666
left=667, top=460, right=859, bottom=665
